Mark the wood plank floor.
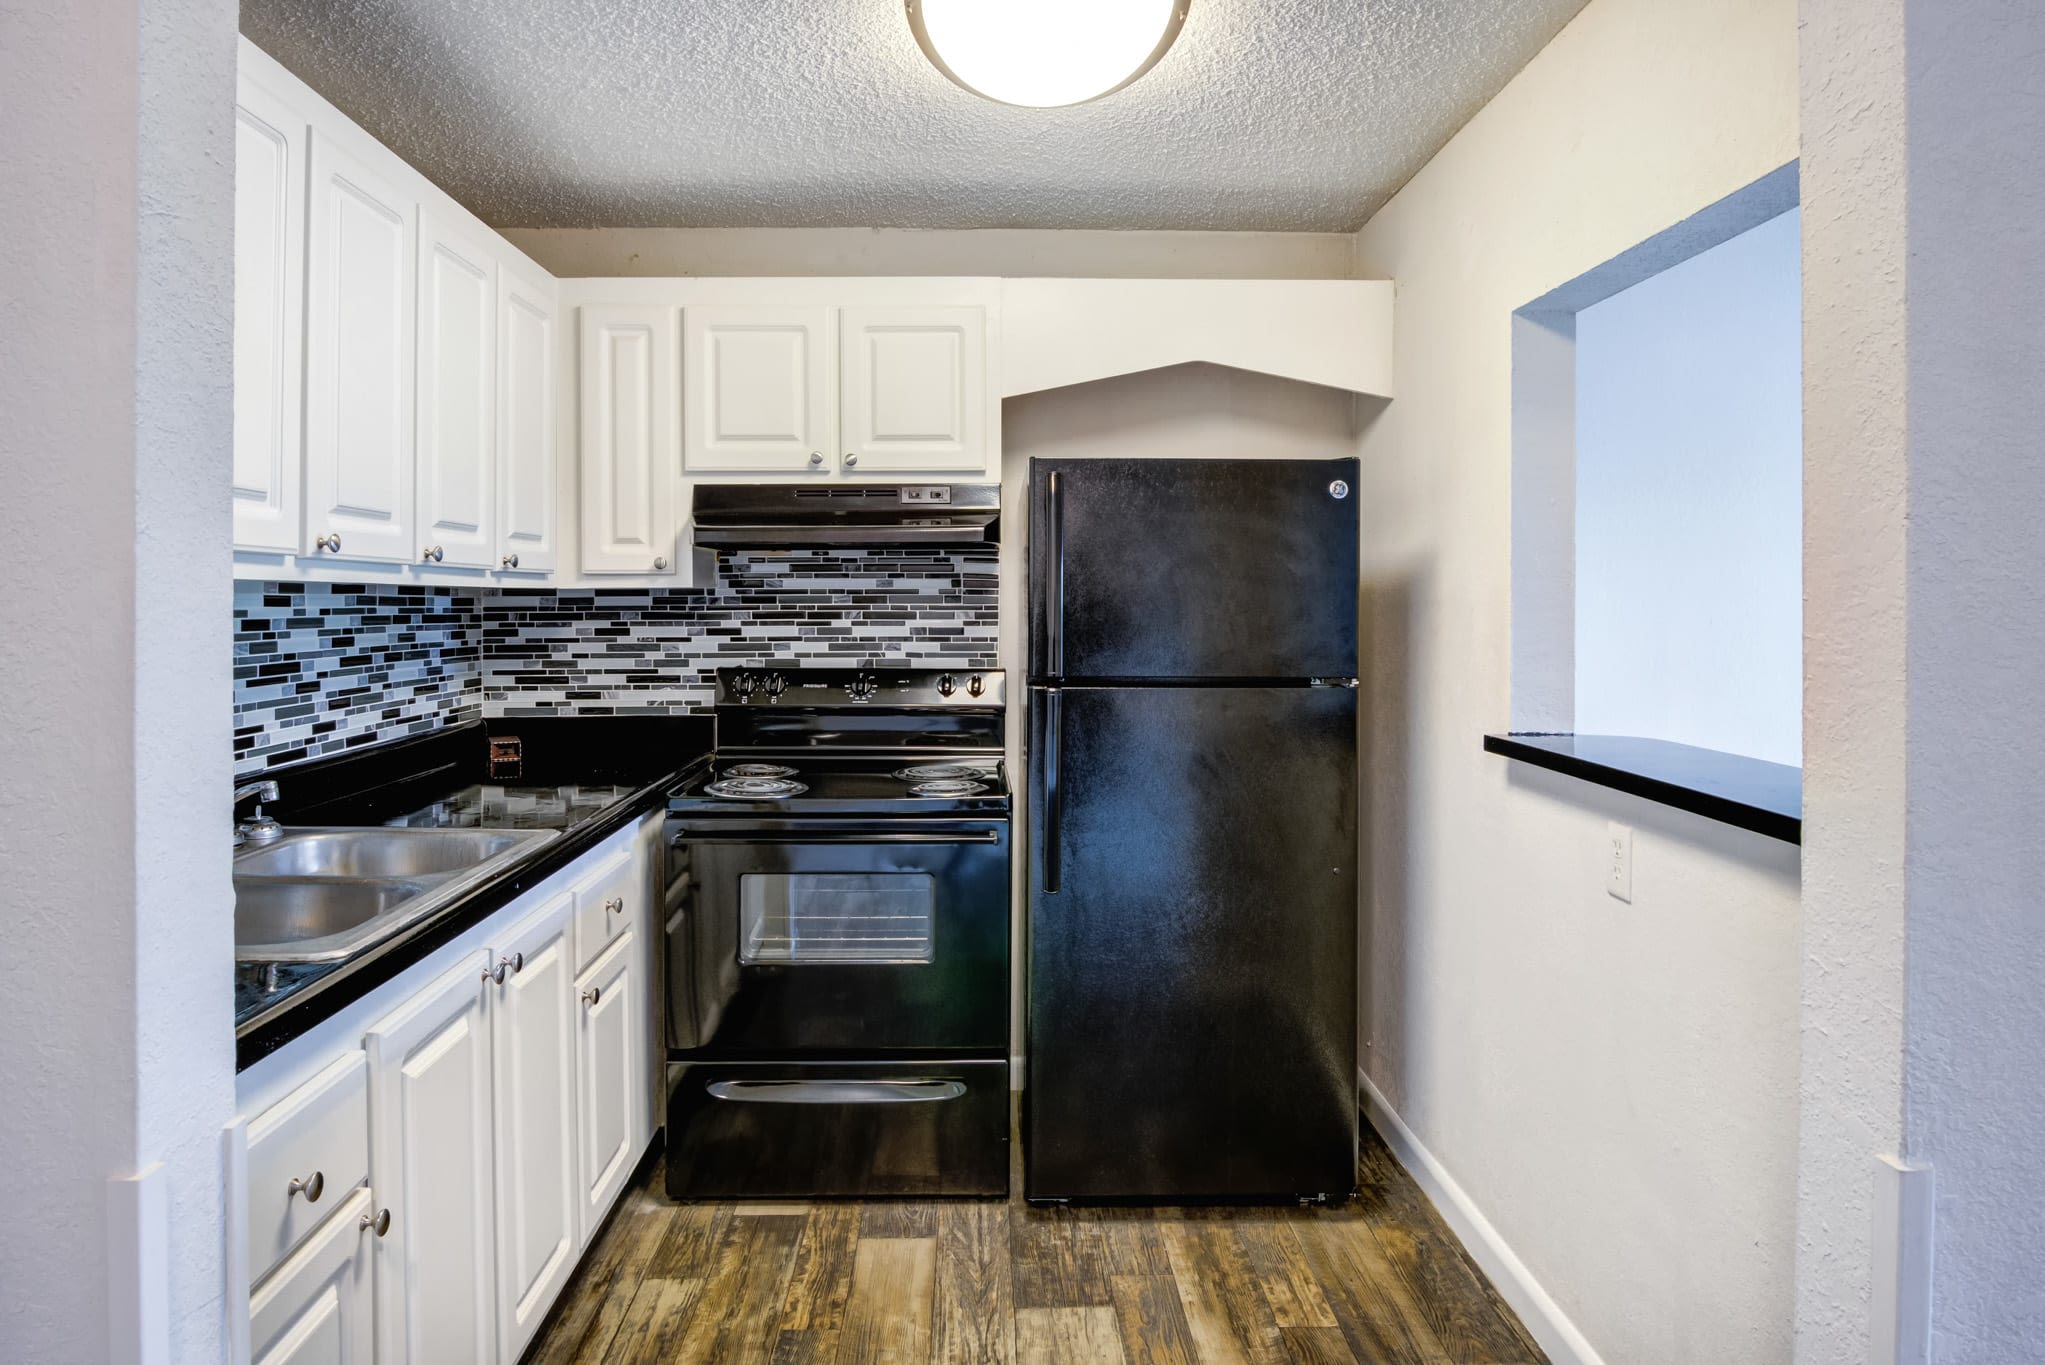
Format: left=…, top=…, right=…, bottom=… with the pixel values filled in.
left=528, top=1117, right=1548, bottom=1365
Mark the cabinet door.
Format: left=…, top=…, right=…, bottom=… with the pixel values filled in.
left=574, top=932, right=640, bottom=1244
left=232, top=73, right=306, bottom=553
left=578, top=306, right=677, bottom=576
left=490, top=891, right=580, bottom=1362
left=683, top=307, right=833, bottom=472
left=415, top=211, right=497, bottom=569
left=496, top=267, right=557, bottom=574
left=364, top=954, right=497, bottom=1365
left=305, top=131, right=417, bottom=564
left=840, top=306, right=989, bottom=473
left=250, top=1186, right=375, bottom=1365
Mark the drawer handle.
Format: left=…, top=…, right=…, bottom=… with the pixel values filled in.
left=582, top=986, right=602, bottom=1007
left=507, top=951, right=525, bottom=975
left=287, top=1170, right=325, bottom=1203
left=605, top=896, right=624, bottom=915
left=705, top=1079, right=967, bottom=1106
left=359, top=1206, right=392, bottom=1237
left=485, top=961, right=507, bottom=985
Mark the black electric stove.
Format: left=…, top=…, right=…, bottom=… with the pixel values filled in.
left=662, top=666, right=1013, bottom=1200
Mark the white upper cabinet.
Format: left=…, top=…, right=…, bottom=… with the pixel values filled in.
left=496, top=266, right=558, bottom=574
left=416, top=211, right=498, bottom=570
left=304, top=130, right=417, bottom=564
left=683, top=307, right=834, bottom=473
left=233, top=72, right=307, bottom=554
left=839, top=305, right=988, bottom=473
left=578, top=305, right=677, bottom=576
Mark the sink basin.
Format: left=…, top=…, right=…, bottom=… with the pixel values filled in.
left=234, top=826, right=557, bottom=963
left=235, top=828, right=544, bottom=880
left=235, top=877, right=431, bottom=960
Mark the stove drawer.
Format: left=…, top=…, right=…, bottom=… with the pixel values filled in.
left=665, top=1058, right=1010, bottom=1199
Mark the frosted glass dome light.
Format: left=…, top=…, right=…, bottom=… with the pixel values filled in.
left=907, top=0, right=1190, bottom=109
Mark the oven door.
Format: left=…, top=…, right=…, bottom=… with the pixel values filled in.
left=667, top=818, right=1010, bottom=1054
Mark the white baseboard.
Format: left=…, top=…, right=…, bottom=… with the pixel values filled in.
left=1358, top=1069, right=1607, bottom=1365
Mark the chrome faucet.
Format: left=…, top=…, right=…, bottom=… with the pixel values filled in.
left=234, top=780, right=283, bottom=847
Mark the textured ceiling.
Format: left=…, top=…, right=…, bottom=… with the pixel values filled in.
left=239, top=0, right=1590, bottom=232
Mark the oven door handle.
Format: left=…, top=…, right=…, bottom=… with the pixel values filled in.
left=673, top=829, right=1002, bottom=846
left=705, top=1079, right=968, bottom=1105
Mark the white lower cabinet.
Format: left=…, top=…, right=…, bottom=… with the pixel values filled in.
left=365, top=954, right=498, bottom=1365
left=575, top=932, right=642, bottom=1242
left=249, top=1186, right=378, bottom=1365
left=238, top=819, right=660, bottom=1365
left=490, top=891, right=582, bottom=1363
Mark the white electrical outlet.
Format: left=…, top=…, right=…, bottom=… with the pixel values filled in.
left=1607, top=822, right=1633, bottom=903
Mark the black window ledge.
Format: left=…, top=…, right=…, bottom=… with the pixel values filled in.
left=1484, top=733, right=1801, bottom=844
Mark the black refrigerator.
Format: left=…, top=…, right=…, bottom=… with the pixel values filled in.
left=1025, top=457, right=1360, bottom=1202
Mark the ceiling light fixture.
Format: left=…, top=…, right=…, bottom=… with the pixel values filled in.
left=907, top=0, right=1190, bottom=109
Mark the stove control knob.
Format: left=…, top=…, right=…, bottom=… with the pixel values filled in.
left=733, top=672, right=758, bottom=698
left=936, top=673, right=958, bottom=697
left=764, top=672, right=787, bottom=699
left=967, top=674, right=985, bottom=697
left=848, top=674, right=876, bottom=701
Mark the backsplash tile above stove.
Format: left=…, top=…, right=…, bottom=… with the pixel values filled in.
left=481, top=549, right=999, bottom=716
left=233, top=582, right=482, bottom=775
left=233, top=549, right=1001, bottom=774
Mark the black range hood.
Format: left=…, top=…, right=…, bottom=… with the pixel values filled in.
left=692, top=482, right=1000, bottom=550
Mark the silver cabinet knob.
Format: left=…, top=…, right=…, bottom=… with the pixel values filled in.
left=604, top=896, right=624, bottom=915
left=359, top=1207, right=392, bottom=1237
left=507, top=951, right=524, bottom=975
left=314, top=533, right=342, bottom=553
left=809, top=451, right=823, bottom=466
left=653, top=556, right=669, bottom=571
left=581, top=986, right=601, bottom=1006
left=287, top=1171, right=324, bottom=1203
left=844, top=454, right=859, bottom=467
left=501, top=553, right=519, bottom=569
left=486, top=961, right=508, bottom=985
left=422, top=545, right=443, bottom=563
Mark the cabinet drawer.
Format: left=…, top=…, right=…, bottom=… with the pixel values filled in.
left=571, top=846, right=636, bottom=972
left=246, top=1050, right=370, bottom=1285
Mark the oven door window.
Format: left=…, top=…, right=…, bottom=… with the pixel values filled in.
left=739, top=873, right=936, bottom=964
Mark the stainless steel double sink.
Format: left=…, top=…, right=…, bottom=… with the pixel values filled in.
left=234, top=827, right=556, bottom=963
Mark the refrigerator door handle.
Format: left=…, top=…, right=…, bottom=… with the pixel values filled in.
left=1047, top=470, right=1066, bottom=676
left=1043, top=687, right=1062, bottom=895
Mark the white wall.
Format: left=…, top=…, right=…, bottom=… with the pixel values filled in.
left=505, top=226, right=1357, bottom=280
left=1349, top=1, right=1802, bottom=1362
left=1800, top=0, right=2045, bottom=1360
left=0, top=0, right=236, bottom=1360
left=1574, top=208, right=1804, bottom=764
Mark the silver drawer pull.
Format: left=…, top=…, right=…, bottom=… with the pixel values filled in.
left=582, top=986, right=601, bottom=1007
left=604, top=896, right=624, bottom=915
left=286, top=1170, right=324, bottom=1203
left=359, top=1207, right=391, bottom=1237
left=705, top=1079, right=967, bottom=1106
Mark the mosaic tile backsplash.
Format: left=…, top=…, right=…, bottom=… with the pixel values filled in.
left=482, top=549, right=1000, bottom=716
left=233, top=582, right=482, bottom=773
left=233, top=549, right=1001, bottom=775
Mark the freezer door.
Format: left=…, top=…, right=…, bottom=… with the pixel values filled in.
left=1025, top=684, right=1358, bottom=1200
left=1028, top=458, right=1360, bottom=681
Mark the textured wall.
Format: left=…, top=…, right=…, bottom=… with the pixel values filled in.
left=0, top=0, right=236, bottom=1359
left=1349, top=1, right=1802, bottom=1362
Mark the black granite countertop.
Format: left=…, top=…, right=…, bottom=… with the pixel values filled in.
left=235, top=716, right=711, bottom=1070
left=1483, top=732, right=1801, bottom=843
